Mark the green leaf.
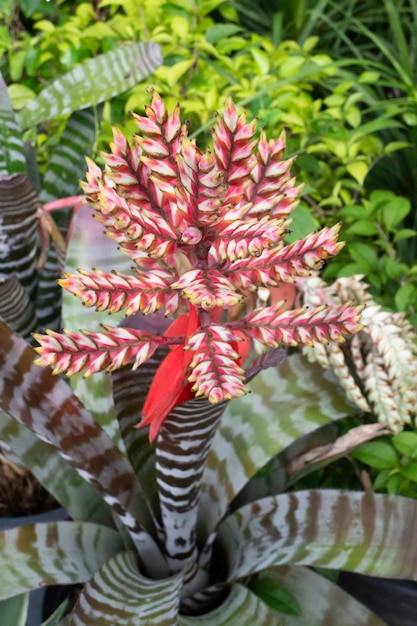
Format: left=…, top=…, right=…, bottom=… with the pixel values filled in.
left=379, top=197, right=411, bottom=232
left=352, top=440, right=398, bottom=469
left=345, top=220, right=378, bottom=236
left=346, top=161, right=368, bottom=185
left=285, top=205, right=319, bottom=242
left=217, top=490, right=417, bottom=581
left=17, top=42, right=162, bottom=129
left=392, top=432, right=417, bottom=458
left=0, top=594, right=29, bottom=626
left=400, top=463, right=417, bottom=483
left=205, top=23, right=243, bottom=44
left=250, top=577, right=301, bottom=616
left=394, top=228, right=417, bottom=242
left=259, top=566, right=387, bottom=625
left=7, top=83, right=37, bottom=110
left=394, top=283, right=416, bottom=311
left=0, top=522, right=124, bottom=599
left=41, top=599, right=69, bottom=626
left=0, top=74, right=26, bottom=176
left=346, top=243, right=379, bottom=270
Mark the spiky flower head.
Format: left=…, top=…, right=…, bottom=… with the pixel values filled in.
left=301, top=274, right=417, bottom=432
left=34, top=92, right=362, bottom=437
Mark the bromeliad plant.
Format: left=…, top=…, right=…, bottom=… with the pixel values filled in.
left=33, top=90, right=361, bottom=436
left=0, top=94, right=417, bottom=625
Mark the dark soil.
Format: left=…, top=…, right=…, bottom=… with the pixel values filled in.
left=0, top=454, right=57, bottom=517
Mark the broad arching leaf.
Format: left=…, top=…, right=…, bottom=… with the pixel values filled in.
left=200, top=354, right=358, bottom=537
left=256, top=566, right=387, bottom=626
left=17, top=42, right=163, bottom=129
left=0, top=522, right=124, bottom=600
left=70, top=551, right=182, bottom=626
left=180, top=583, right=281, bottom=625
left=0, top=410, right=113, bottom=526
left=0, top=74, right=26, bottom=176
left=216, top=490, right=417, bottom=582
left=0, top=321, right=168, bottom=576
left=39, top=107, right=102, bottom=204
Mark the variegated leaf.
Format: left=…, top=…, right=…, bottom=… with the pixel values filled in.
left=0, top=74, right=26, bottom=176
left=0, top=174, right=38, bottom=298
left=0, top=320, right=168, bottom=576
left=17, top=42, right=162, bottom=129
left=39, top=107, right=102, bottom=204
left=200, top=354, right=358, bottom=538
left=216, top=490, right=417, bottom=582
left=63, top=204, right=131, bottom=439
left=0, top=276, right=37, bottom=339
left=70, top=551, right=182, bottom=626
left=0, top=410, right=113, bottom=525
left=258, top=566, right=387, bottom=626
left=180, top=583, right=281, bottom=625
left=0, top=522, right=124, bottom=599
left=156, top=399, right=226, bottom=575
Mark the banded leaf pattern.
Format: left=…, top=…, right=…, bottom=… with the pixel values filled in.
left=0, top=320, right=168, bottom=576
left=0, top=522, right=124, bottom=599
left=0, top=74, right=26, bottom=176
left=200, top=354, right=358, bottom=538
left=259, top=566, right=387, bottom=626
left=0, top=276, right=37, bottom=339
left=71, top=551, right=182, bottom=626
left=39, top=107, right=102, bottom=204
left=180, top=583, right=281, bottom=625
left=0, top=175, right=38, bottom=297
left=0, top=410, right=113, bottom=525
left=156, top=399, right=226, bottom=574
left=217, top=490, right=417, bottom=581
left=17, top=42, right=162, bottom=129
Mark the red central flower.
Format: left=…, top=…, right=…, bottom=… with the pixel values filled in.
left=142, top=305, right=251, bottom=440
left=33, top=92, right=363, bottom=440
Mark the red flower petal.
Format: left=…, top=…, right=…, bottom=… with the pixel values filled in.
left=141, top=306, right=200, bottom=440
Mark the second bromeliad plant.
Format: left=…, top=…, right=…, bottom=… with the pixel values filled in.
left=1, top=92, right=416, bottom=624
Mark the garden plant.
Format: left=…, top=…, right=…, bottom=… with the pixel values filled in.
left=1, top=1, right=417, bottom=625
left=0, top=85, right=417, bottom=624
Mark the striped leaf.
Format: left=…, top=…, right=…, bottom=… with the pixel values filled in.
left=0, top=174, right=38, bottom=299
left=17, top=42, right=162, bottom=129
left=200, top=354, right=358, bottom=538
left=156, top=399, right=226, bottom=575
left=216, top=490, right=417, bottom=582
left=0, top=522, right=124, bottom=599
left=0, top=74, right=26, bottom=176
left=0, top=410, right=113, bottom=525
left=0, top=276, right=37, bottom=339
left=39, top=107, right=102, bottom=204
left=256, top=566, right=387, bottom=626
left=0, top=320, right=168, bottom=576
left=71, top=551, right=182, bottom=626
left=180, top=583, right=281, bottom=625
